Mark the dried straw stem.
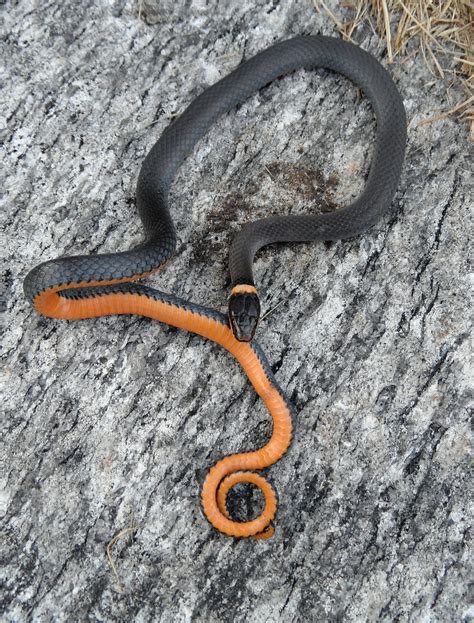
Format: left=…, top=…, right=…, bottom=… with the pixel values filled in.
left=314, top=0, right=473, bottom=136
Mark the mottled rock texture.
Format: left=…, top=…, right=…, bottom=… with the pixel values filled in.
left=1, top=0, right=472, bottom=621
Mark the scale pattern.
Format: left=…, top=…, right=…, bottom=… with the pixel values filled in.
left=23, top=36, right=406, bottom=538
left=24, top=35, right=406, bottom=301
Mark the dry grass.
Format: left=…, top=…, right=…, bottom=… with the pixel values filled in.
left=314, top=0, right=473, bottom=136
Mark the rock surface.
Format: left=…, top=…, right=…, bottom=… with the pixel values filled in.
left=1, top=0, right=472, bottom=620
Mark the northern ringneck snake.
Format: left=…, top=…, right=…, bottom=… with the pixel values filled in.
left=24, top=36, right=406, bottom=538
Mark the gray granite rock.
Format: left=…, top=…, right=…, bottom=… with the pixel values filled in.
left=1, top=0, right=472, bottom=621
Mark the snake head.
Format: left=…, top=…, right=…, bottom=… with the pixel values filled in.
left=228, top=286, right=261, bottom=342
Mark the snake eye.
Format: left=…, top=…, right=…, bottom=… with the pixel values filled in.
left=228, top=291, right=261, bottom=342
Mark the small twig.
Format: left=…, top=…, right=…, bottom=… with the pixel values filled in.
left=315, top=0, right=343, bottom=29
left=264, top=165, right=276, bottom=180
left=417, top=95, right=474, bottom=125
left=106, top=520, right=139, bottom=592
left=426, top=40, right=445, bottom=77
left=261, top=298, right=287, bottom=322
left=138, top=117, right=162, bottom=131
left=381, top=0, right=393, bottom=62
left=314, top=0, right=356, bottom=43
left=455, top=57, right=474, bottom=66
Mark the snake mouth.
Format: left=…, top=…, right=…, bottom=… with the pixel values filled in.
left=228, top=290, right=261, bottom=342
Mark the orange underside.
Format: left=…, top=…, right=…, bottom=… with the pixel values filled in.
left=34, top=282, right=292, bottom=538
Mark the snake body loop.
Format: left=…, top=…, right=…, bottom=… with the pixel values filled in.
left=24, top=36, right=406, bottom=538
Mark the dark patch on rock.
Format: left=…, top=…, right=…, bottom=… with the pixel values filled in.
left=265, top=161, right=339, bottom=211
left=191, top=191, right=252, bottom=263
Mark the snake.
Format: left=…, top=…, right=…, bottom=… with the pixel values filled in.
left=23, top=36, right=406, bottom=538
